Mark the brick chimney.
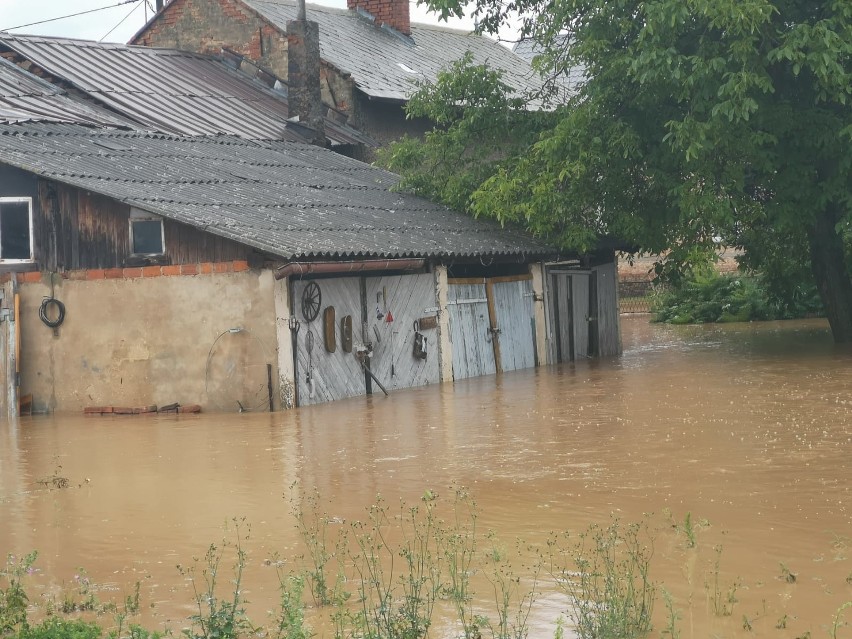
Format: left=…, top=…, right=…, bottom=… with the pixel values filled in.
left=348, top=0, right=410, bottom=35
left=287, top=10, right=326, bottom=146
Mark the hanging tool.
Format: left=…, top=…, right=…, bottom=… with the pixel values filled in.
left=341, top=315, right=353, bottom=353
left=387, top=310, right=396, bottom=376
left=355, top=352, right=389, bottom=396
left=413, top=320, right=428, bottom=360
left=289, top=315, right=301, bottom=403
left=324, top=306, right=336, bottom=352
left=306, top=330, right=315, bottom=399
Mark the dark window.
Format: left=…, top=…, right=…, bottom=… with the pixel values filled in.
left=131, top=219, right=164, bottom=255
left=0, top=199, right=33, bottom=261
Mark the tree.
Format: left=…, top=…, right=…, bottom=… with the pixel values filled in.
left=382, top=0, right=852, bottom=341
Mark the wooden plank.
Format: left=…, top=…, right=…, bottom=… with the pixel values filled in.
left=487, top=274, right=533, bottom=284
left=448, top=277, right=487, bottom=285
left=485, top=279, right=502, bottom=373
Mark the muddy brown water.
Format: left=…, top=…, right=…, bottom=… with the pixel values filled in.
left=1, top=317, right=850, bottom=638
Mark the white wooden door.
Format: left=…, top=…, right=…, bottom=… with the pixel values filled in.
left=364, top=273, right=440, bottom=392
left=491, top=277, right=536, bottom=372
left=447, top=280, right=496, bottom=380
left=292, top=277, right=364, bottom=405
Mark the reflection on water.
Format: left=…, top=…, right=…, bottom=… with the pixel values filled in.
left=1, top=317, right=849, bottom=637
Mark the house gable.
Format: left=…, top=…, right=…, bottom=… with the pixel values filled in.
left=130, top=0, right=547, bottom=144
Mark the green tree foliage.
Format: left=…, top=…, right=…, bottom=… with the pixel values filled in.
left=377, top=52, right=555, bottom=214
left=382, top=0, right=851, bottom=340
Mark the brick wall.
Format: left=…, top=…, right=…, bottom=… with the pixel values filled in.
left=347, top=0, right=410, bottom=35
left=132, top=0, right=288, bottom=79
left=133, top=0, right=357, bottom=121
left=2, top=261, right=250, bottom=285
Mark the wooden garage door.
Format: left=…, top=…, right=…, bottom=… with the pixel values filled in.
left=447, top=280, right=496, bottom=380
left=491, top=276, right=536, bottom=372
left=448, top=275, right=536, bottom=379
left=291, top=277, right=364, bottom=406
left=364, top=273, right=440, bottom=392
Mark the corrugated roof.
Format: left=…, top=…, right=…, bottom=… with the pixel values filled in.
left=240, top=0, right=548, bottom=105
left=0, top=33, right=375, bottom=147
left=0, top=55, right=133, bottom=127
left=0, top=122, right=555, bottom=260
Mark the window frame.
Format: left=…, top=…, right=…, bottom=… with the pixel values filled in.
left=129, top=209, right=165, bottom=257
left=0, top=197, right=35, bottom=264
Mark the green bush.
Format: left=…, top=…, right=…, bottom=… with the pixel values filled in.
left=651, top=268, right=822, bottom=324
left=1, top=552, right=37, bottom=636
left=15, top=617, right=102, bottom=639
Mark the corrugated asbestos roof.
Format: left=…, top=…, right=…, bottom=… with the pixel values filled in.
left=241, top=0, right=548, bottom=104
left=0, top=123, right=555, bottom=260
left=0, top=55, right=133, bottom=127
left=0, top=33, right=375, bottom=147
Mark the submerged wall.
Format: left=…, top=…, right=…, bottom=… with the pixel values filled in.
left=10, top=263, right=278, bottom=414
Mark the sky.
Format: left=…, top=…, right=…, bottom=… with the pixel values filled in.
left=0, top=0, right=484, bottom=44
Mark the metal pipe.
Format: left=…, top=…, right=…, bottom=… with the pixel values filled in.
left=275, top=258, right=426, bottom=280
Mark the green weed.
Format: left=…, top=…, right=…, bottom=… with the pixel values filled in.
left=269, top=571, right=312, bottom=639
left=705, top=545, right=739, bottom=617
left=0, top=551, right=37, bottom=635
left=660, top=588, right=680, bottom=639
left=16, top=617, right=101, bottom=639
left=547, top=518, right=655, bottom=639
left=176, top=518, right=255, bottom=639
left=831, top=602, right=851, bottom=639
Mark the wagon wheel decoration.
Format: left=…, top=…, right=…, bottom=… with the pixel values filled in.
left=301, top=281, right=322, bottom=322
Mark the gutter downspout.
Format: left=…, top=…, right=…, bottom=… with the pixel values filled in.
left=275, top=259, right=425, bottom=280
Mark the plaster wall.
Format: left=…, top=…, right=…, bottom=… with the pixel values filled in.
left=16, top=269, right=278, bottom=414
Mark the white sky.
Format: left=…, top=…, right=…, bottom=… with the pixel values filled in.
left=0, top=0, right=483, bottom=44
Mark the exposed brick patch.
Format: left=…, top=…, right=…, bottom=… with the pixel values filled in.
left=199, top=262, right=214, bottom=274
left=214, top=262, right=230, bottom=273
left=181, top=264, right=198, bottom=275
left=19, top=271, right=42, bottom=283
left=123, top=267, right=143, bottom=279
left=87, top=269, right=106, bottom=280
left=104, top=268, right=123, bottom=279
left=232, top=260, right=249, bottom=272
left=142, top=266, right=161, bottom=277
left=162, top=265, right=181, bottom=276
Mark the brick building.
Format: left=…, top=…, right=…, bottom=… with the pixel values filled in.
left=130, top=0, right=548, bottom=147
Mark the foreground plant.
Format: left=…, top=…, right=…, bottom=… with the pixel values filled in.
left=0, top=552, right=37, bottom=635
left=546, top=518, right=655, bottom=639
left=176, top=518, right=255, bottom=639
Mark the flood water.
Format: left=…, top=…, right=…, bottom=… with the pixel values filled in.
left=1, top=317, right=850, bottom=638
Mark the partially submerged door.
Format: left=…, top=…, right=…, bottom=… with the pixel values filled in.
left=549, top=270, right=591, bottom=362
left=447, top=279, right=496, bottom=380
left=448, top=275, right=536, bottom=379
left=490, top=276, right=536, bottom=372
left=292, top=273, right=440, bottom=405
left=291, top=277, right=364, bottom=406
left=364, top=273, right=440, bottom=391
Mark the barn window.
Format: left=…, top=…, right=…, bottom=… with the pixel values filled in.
left=0, top=197, right=34, bottom=262
left=130, top=212, right=164, bottom=255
